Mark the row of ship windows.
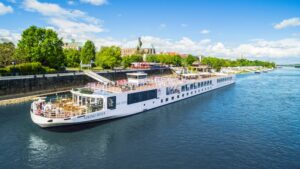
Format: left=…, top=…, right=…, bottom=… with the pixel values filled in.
left=217, top=77, right=232, bottom=83
left=181, top=80, right=212, bottom=92
left=166, top=80, right=213, bottom=95
left=162, top=87, right=211, bottom=103
left=128, top=87, right=211, bottom=106
left=126, top=79, right=217, bottom=106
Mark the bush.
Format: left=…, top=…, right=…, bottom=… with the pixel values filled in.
left=43, top=67, right=56, bottom=73
left=0, top=67, right=8, bottom=75
left=80, top=88, right=93, bottom=94
left=7, top=62, right=44, bottom=74
left=2, top=62, right=57, bottom=75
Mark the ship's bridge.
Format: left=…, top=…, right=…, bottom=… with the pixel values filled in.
left=126, top=72, right=148, bottom=86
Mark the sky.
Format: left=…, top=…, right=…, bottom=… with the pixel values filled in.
left=0, top=0, right=300, bottom=64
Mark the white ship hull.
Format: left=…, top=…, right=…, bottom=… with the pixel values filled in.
left=31, top=74, right=235, bottom=128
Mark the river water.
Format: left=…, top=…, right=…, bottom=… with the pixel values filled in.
left=0, top=67, right=299, bottom=169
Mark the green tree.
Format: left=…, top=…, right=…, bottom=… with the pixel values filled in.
left=16, top=26, right=64, bottom=69
left=96, top=46, right=121, bottom=69
left=81, top=40, right=96, bottom=64
left=182, top=55, right=198, bottom=66
left=146, top=54, right=159, bottom=62
left=63, top=49, right=81, bottom=67
left=0, top=42, right=15, bottom=67
left=122, top=54, right=143, bottom=68
left=170, top=55, right=182, bottom=66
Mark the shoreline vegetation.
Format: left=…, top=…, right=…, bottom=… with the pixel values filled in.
left=0, top=26, right=275, bottom=76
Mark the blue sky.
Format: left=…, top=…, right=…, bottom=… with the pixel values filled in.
left=0, top=0, right=300, bottom=63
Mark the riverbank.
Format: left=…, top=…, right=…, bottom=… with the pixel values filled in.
left=0, top=88, right=72, bottom=106
left=221, top=66, right=274, bottom=74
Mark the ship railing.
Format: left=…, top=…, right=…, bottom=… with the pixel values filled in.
left=34, top=100, right=90, bottom=119
left=84, top=76, right=197, bottom=93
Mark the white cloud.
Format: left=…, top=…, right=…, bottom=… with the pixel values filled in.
left=235, top=38, right=300, bottom=58
left=49, top=18, right=103, bottom=34
left=0, top=29, right=20, bottom=43
left=274, top=17, right=300, bottom=29
left=23, top=0, right=70, bottom=17
left=80, top=0, right=107, bottom=6
left=0, top=2, right=13, bottom=15
left=200, top=29, right=210, bottom=34
left=22, top=0, right=104, bottom=37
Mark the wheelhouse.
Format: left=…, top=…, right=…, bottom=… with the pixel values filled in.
left=127, top=72, right=148, bottom=86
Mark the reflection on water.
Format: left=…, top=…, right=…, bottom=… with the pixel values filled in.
left=0, top=67, right=300, bottom=169
left=28, top=134, right=64, bottom=168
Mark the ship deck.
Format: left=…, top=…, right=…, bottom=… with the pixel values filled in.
left=85, top=73, right=218, bottom=94
left=33, top=98, right=91, bottom=119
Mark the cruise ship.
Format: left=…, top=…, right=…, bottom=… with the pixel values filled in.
left=30, top=70, right=235, bottom=128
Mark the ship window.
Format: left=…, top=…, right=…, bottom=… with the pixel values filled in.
left=166, top=98, right=169, bottom=102
left=82, top=97, right=86, bottom=106
left=181, top=85, right=186, bottom=92
left=177, top=95, right=180, bottom=98
left=127, top=89, right=157, bottom=105
left=182, top=94, right=184, bottom=97
left=172, top=96, right=174, bottom=100
left=166, top=87, right=180, bottom=95
left=190, top=84, right=193, bottom=89
left=107, top=96, right=116, bottom=109
left=78, top=96, right=82, bottom=105
left=90, top=98, right=103, bottom=112
left=161, top=99, right=163, bottom=103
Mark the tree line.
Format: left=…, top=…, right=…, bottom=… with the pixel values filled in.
left=0, top=26, right=275, bottom=75
left=201, top=57, right=276, bottom=71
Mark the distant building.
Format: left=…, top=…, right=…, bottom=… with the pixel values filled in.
left=121, top=37, right=156, bottom=57
left=159, top=52, right=188, bottom=58
left=63, top=39, right=81, bottom=50
left=131, top=62, right=163, bottom=69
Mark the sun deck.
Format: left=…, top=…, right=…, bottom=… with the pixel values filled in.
left=84, top=73, right=218, bottom=94
left=32, top=96, right=104, bottom=119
